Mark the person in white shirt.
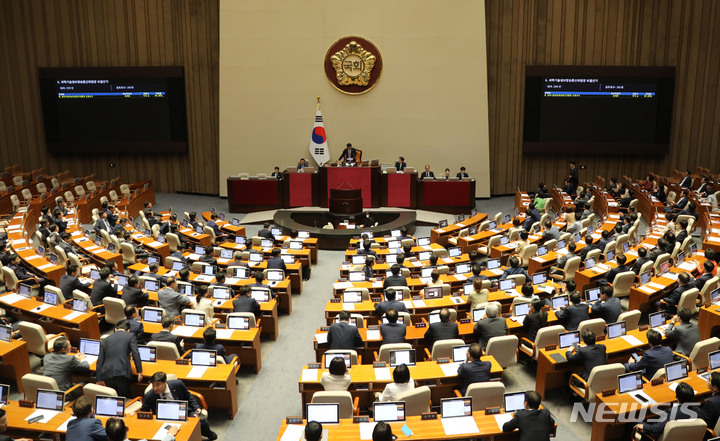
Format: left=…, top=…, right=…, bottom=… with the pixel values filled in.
left=375, top=364, right=415, bottom=402
left=320, top=356, right=352, bottom=391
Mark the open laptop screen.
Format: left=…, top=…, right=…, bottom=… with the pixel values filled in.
left=618, top=371, right=643, bottom=394
left=0, top=325, right=11, bottom=343
left=156, top=399, right=188, bottom=422
left=190, top=349, right=217, bottom=367
left=452, top=345, right=470, bottom=363
left=184, top=312, right=205, bottom=327
left=472, top=308, right=486, bottom=322
left=143, top=279, right=159, bottom=292
left=455, top=263, right=471, bottom=274
left=709, top=350, right=720, bottom=371
left=424, top=287, right=442, bottom=299
left=348, top=271, right=365, bottom=282
left=513, top=302, right=530, bottom=317
left=441, top=397, right=472, bottom=418
left=306, top=403, right=339, bottom=424
left=664, top=360, right=689, bottom=382
left=142, top=308, right=164, bottom=323
left=607, top=321, right=626, bottom=339
left=585, top=287, right=601, bottom=302
left=559, top=331, right=579, bottom=349
left=36, top=389, right=64, bottom=411
left=532, top=272, right=547, bottom=285
left=95, top=396, right=125, bottom=417
left=324, top=352, right=351, bottom=369
left=72, top=298, right=89, bottom=313
left=373, top=402, right=406, bottom=422
left=0, top=384, right=8, bottom=404
left=499, top=278, right=515, bottom=292
left=228, top=315, right=250, bottom=330
left=233, top=267, right=249, bottom=279
left=552, top=295, right=569, bottom=310
left=211, top=286, right=231, bottom=300
left=342, top=291, right=363, bottom=303
left=138, top=345, right=157, bottom=362
left=79, top=338, right=101, bottom=356
left=389, top=349, right=416, bottom=367
left=266, top=269, right=284, bottom=282
left=648, top=312, right=665, bottom=328
left=504, top=392, right=525, bottom=412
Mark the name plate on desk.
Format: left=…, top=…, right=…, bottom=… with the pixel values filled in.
left=639, top=325, right=649, bottom=331
left=412, top=295, right=422, bottom=300
left=175, top=359, right=189, bottom=365
left=19, top=400, right=34, bottom=408
left=137, top=411, right=154, bottom=420
left=651, top=378, right=664, bottom=386
left=436, top=357, right=450, bottom=364
left=596, top=335, right=606, bottom=341
left=320, top=327, right=330, bottom=331
left=602, top=389, right=616, bottom=397
left=414, top=323, right=426, bottom=328
left=286, top=417, right=303, bottom=425
left=459, top=318, right=471, bottom=324
left=308, top=363, right=321, bottom=369
left=544, top=344, right=557, bottom=351
left=353, top=416, right=370, bottom=423
left=373, top=362, right=387, bottom=368
left=330, top=298, right=341, bottom=303
left=485, top=407, right=501, bottom=415
left=421, top=412, right=438, bottom=420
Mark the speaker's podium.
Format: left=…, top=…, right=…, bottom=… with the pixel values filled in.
left=329, top=188, right=362, bottom=215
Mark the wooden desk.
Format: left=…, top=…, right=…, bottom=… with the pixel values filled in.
left=418, top=179, right=476, bottom=214
left=70, top=232, right=125, bottom=273
left=298, top=358, right=502, bottom=414
left=381, top=172, right=418, bottom=208
left=320, top=166, right=381, bottom=209
left=699, top=304, right=720, bottom=339
left=0, top=340, right=32, bottom=393
left=227, top=177, right=284, bottom=213
left=550, top=187, right=574, bottom=212
left=515, top=190, right=531, bottom=211
left=430, top=213, right=488, bottom=247
left=201, top=211, right=247, bottom=238
left=2, top=401, right=202, bottom=441
left=0, top=292, right=100, bottom=341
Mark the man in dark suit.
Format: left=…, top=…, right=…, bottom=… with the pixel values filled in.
left=338, top=143, right=357, bottom=164
left=577, top=235, right=599, bottom=261
left=267, top=248, right=286, bottom=271
left=198, top=246, right=218, bottom=266
left=667, top=189, right=690, bottom=212
left=556, top=292, right=589, bottom=331
left=676, top=218, right=689, bottom=245
left=96, top=320, right=143, bottom=398
left=121, top=276, right=148, bottom=307
left=394, top=157, right=406, bottom=171
left=457, top=343, right=491, bottom=395
left=122, top=305, right=145, bottom=345
left=66, top=396, right=107, bottom=441
left=591, top=285, right=622, bottom=324
left=631, top=247, right=652, bottom=274
left=328, top=310, right=362, bottom=350
left=232, top=286, right=261, bottom=316
left=473, top=303, right=508, bottom=350
left=420, top=165, right=435, bottom=180
left=375, top=289, right=408, bottom=317
left=456, top=167, right=469, bottom=179
left=605, top=254, right=631, bottom=284
left=58, top=232, right=76, bottom=257
left=271, top=166, right=283, bottom=179
left=701, top=372, right=720, bottom=429
left=567, top=329, right=607, bottom=384
left=52, top=209, right=68, bottom=233
left=524, top=300, right=548, bottom=342
left=568, top=161, right=579, bottom=189
left=679, top=170, right=693, bottom=188
left=37, top=219, right=50, bottom=245
left=664, top=307, right=700, bottom=356
left=94, top=210, right=111, bottom=236
left=90, top=267, right=117, bottom=307
left=679, top=202, right=700, bottom=220
left=696, top=260, right=716, bottom=291
left=556, top=242, right=578, bottom=270
left=356, top=240, right=378, bottom=259
left=625, top=329, right=673, bottom=379
left=424, top=308, right=459, bottom=347
left=383, top=265, right=408, bottom=288
left=297, top=158, right=307, bottom=170
left=380, top=309, right=406, bottom=344
left=8, top=253, right=53, bottom=291
left=139, top=372, right=217, bottom=440
left=500, top=256, right=531, bottom=282
left=634, top=382, right=699, bottom=440
left=659, top=271, right=694, bottom=314
left=60, top=264, right=90, bottom=301
left=257, top=222, right=274, bottom=240
left=502, top=391, right=555, bottom=441
left=150, top=315, right=184, bottom=355
left=205, top=213, right=226, bottom=241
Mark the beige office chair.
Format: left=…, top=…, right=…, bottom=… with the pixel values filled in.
left=375, top=343, right=413, bottom=363
left=653, top=253, right=671, bottom=275
left=700, top=277, right=720, bottom=305
left=75, top=185, right=86, bottom=198
left=36, top=183, right=47, bottom=195
left=311, top=391, right=358, bottom=418
left=166, top=233, right=181, bottom=253
left=427, top=339, right=465, bottom=361
left=486, top=335, right=518, bottom=368
left=17, top=322, right=67, bottom=357
left=397, top=386, right=431, bottom=416
left=549, top=256, right=581, bottom=282
left=518, top=244, right=538, bottom=268
left=633, top=418, right=706, bottom=441
left=64, top=191, right=75, bottom=206
left=12, top=176, right=23, bottom=187
left=0, top=182, right=6, bottom=193
left=51, top=178, right=60, bottom=189
left=82, top=383, right=143, bottom=415
left=544, top=239, right=557, bottom=252
left=577, top=318, right=606, bottom=337
left=86, top=181, right=97, bottom=193
left=603, top=241, right=616, bottom=256
left=448, top=228, right=468, bottom=246
left=43, top=285, right=66, bottom=305
left=152, top=224, right=161, bottom=239
left=120, top=184, right=131, bottom=196
left=22, top=374, right=81, bottom=404
left=226, top=312, right=259, bottom=328
left=400, top=238, right=415, bottom=248
left=147, top=341, right=181, bottom=360
left=569, top=363, right=626, bottom=403
left=618, top=310, right=641, bottom=331
left=678, top=288, right=700, bottom=315
left=21, top=189, right=32, bottom=203
left=120, top=243, right=137, bottom=266
left=585, top=249, right=601, bottom=264
left=109, top=190, right=119, bottom=202
left=10, top=195, right=21, bottom=212
left=429, top=308, right=457, bottom=322
left=687, top=337, right=720, bottom=370
left=611, top=271, right=636, bottom=310
left=520, top=325, right=565, bottom=360
left=99, top=229, right=111, bottom=248
left=349, top=314, right=365, bottom=328
left=104, top=297, right=126, bottom=325
left=463, top=382, right=505, bottom=411
left=614, top=234, right=629, bottom=254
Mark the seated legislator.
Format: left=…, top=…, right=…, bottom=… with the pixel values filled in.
left=124, top=305, right=145, bottom=345
left=205, top=213, right=226, bottom=241
left=328, top=310, right=362, bottom=350
left=631, top=247, right=651, bottom=274
left=383, top=264, right=407, bottom=288
left=605, top=254, right=630, bottom=284
left=106, top=417, right=179, bottom=441
left=467, top=278, right=489, bottom=311
left=554, top=242, right=578, bottom=273
left=380, top=309, right=406, bottom=344
left=457, top=343, right=491, bottom=395
left=394, top=157, right=406, bottom=171
left=196, top=327, right=233, bottom=364
left=271, top=166, right=282, bottom=179
left=158, top=277, right=193, bottom=319
left=320, top=356, right=352, bottom=391
left=501, top=256, right=531, bottom=282
left=420, top=165, right=435, bottom=180
left=8, top=253, right=53, bottom=291
left=624, top=329, right=673, bottom=379
left=90, top=267, right=117, bottom=307
left=93, top=210, right=112, bottom=236
left=541, top=219, right=561, bottom=241
left=145, top=263, right=167, bottom=287
left=338, top=143, right=357, bottom=164
left=664, top=307, right=700, bottom=356
left=634, top=382, right=699, bottom=441
left=356, top=240, right=377, bottom=259
left=424, top=308, right=459, bottom=346
left=372, top=422, right=395, bottom=441
left=304, top=421, right=322, bottom=441
left=138, top=372, right=217, bottom=440
left=43, top=337, right=89, bottom=392
left=198, top=246, right=218, bottom=266
left=375, top=288, right=408, bottom=317
left=456, top=167, right=469, bottom=179
left=297, top=158, right=307, bottom=170
left=267, top=248, right=286, bottom=271
left=502, top=391, right=555, bottom=441
left=66, top=396, right=107, bottom=441
left=467, top=264, right=488, bottom=283
left=232, top=286, right=261, bottom=316
left=701, top=372, right=720, bottom=429
left=375, top=363, right=415, bottom=402
left=442, top=168, right=451, bottom=180
left=556, top=291, right=589, bottom=331
left=258, top=222, right=274, bottom=240
left=60, top=263, right=90, bottom=300
left=524, top=300, right=548, bottom=341
left=590, top=285, right=622, bottom=324
left=473, top=303, right=507, bottom=350
left=567, top=329, right=607, bottom=385
left=121, top=276, right=149, bottom=307
left=659, top=272, right=694, bottom=314
left=150, top=314, right=184, bottom=355
left=696, top=260, right=716, bottom=291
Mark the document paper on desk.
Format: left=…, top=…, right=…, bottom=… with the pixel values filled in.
left=441, top=415, right=479, bottom=435
left=454, top=274, right=467, bottom=281
left=171, top=326, right=197, bottom=337
left=34, top=303, right=53, bottom=312
left=301, top=369, right=319, bottom=382
left=440, top=362, right=461, bottom=376
left=374, top=367, right=391, bottom=381
left=152, top=423, right=181, bottom=440
left=215, top=329, right=234, bottom=339
left=412, top=300, right=427, bottom=308
left=333, top=282, right=354, bottom=290
left=25, top=408, right=61, bottom=422
left=342, top=303, right=355, bottom=311
left=187, top=366, right=208, bottom=378
left=648, top=282, right=667, bottom=290
left=359, top=422, right=378, bottom=440
left=280, top=424, right=305, bottom=441
left=57, top=416, right=77, bottom=431
left=494, top=413, right=514, bottom=429
left=63, top=311, right=84, bottom=321
left=366, top=330, right=381, bottom=340
left=621, top=335, right=644, bottom=346
left=315, top=333, right=328, bottom=344
left=0, top=293, right=25, bottom=304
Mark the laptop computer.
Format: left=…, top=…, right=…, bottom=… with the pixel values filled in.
left=0, top=384, right=9, bottom=405
left=342, top=291, right=363, bottom=303
left=664, top=360, right=689, bottom=382
left=503, top=392, right=526, bottom=412
left=585, top=287, right=601, bottom=303
left=281, top=255, right=295, bottom=264
left=448, top=247, right=462, bottom=258
left=142, top=307, right=164, bottom=323
left=234, top=235, right=245, bottom=244
left=417, top=237, right=431, bottom=247
left=184, top=312, right=205, bottom=327
left=558, top=330, right=580, bottom=349
left=250, top=289, right=270, bottom=302
left=424, top=286, right=443, bottom=299
left=156, top=399, right=188, bottom=422
left=212, top=286, right=231, bottom=300
left=487, top=259, right=501, bottom=271
left=532, top=272, right=548, bottom=285
left=143, top=279, right=159, bottom=292
left=648, top=311, right=666, bottom=329
left=137, top=345, right=157, bottom=362
left=18, top=283, right=32, bottom=298
left=266, top=269, right=284, bottom=282
left=352, top=255, right=366, bottom=265
left=441, top=397, right=472, bottom=419
left=190, top=349, right=217, bottom=367
left=178, top=283, right=194, bottom=297
left=289, top=241, right=303, bottom=250
left=552, top=295, right=569, bottom=310
left=202, top=265, right=216, bottom=276
left=420, top=266, right=435, bottom=278
left=455, top=263, right=471, bottom=274
left=373, top=402, right=406, bottom=422
left=585, top=258, right=596, bottom=270
left=389, top=349, right=416, bottom=367
left=306, top=403, right=340, bottom=424
left=43, top=290, right=58, bottom=306
left=95, top=396, right=125, bottom=417
left=428, top=311, right=441, bottom=324
left=606, top=321, right=627, bottom=339
left=36, top=389, right=64, bottom=412
left=72, top=298, right=89, bottom=313
left=89, top=269, right=101, bottom=280
left=472, top=308, right=486, bottom=322
left=499, top=278, right=516, bottom=293
left=452, top=345, right=470, bottom=363
left=228, top=315, right=250, bottom=330
left=418, top=251, right=432, bottom=261
left=0, top=325, right=12, bottom=343
left=233, top=267, right=249, bottom=279
left=348, top=271, right=365, bottom=282
left=79, top=338, right=101, bottom=364
left=513, top=303, right=530, bottom=317
left=639, top=271, right=652, bottom=285
left=617, top=371, right=643, bottom=394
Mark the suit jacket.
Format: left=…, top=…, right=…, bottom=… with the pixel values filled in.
left=338, top=147, right=357, bottom=163
left=701, top=393, right=720, bottom=428
left=58, top=240, right=75, bottom=257
left=198, top=255, right=217, bottom=266
left=605, top=264, right=631, bottom=284
left=524, top=311, right=548, bottom=341
left=542, top=227, right=561, bottom=241
left=66, top=416, right=107, bottom=441
left=96, top=329, right=142, bottom=381
left=680, top=176, right=693, bottom=188
left=663, top=283, right=695, bottom=308
left=501, top=267, right=531, bottom=282
left=632, top=257, right=652, bottom=274
left=424, top=322, right=460, bottom=346
left=457, top=359, right=491, bottom=395
left=151, top=330, right=183, bottom=355
left=90, top=279, right=117, bottom=306
left=43, top=352, right=89, bottom=390
left=257, top=228, right=274, bottom=240
left=502, top=408, right=555, bottom=441
left=60, top=274, right=90, bottom=300
left=625, top=345, right=674, bottom=379
left=140, top=379, right=200, bottom=415
left=420, top=171, right=435, bottom=180
left=695, top=272, right=714, bottom=291
left=328, top=322, right=362, bottom=350
left=206, top=220, right=222, bottom=236
left=394, top=161, right=406, bottom=171
left=126, top=318, right=145, bottom=345
left=94, top=218, right=110, bottom=233
left=591, top=297, right=622, bottom=324
left=122, top=286, right=149, bottom=307
left=375, top=299, right=408, bottom=317
left=380, top=322, right=406, bottom=344
left=643, top=404, right=699, bottom=439
left=665, top=321, right=700, bottom=356
left=383, top=275, right=408, bottom=288
left=473, top=317, right=507, bottom=349
left=232, top=296, right=260, bottom=315
left=556, top=303, right=589, bottom=331
left=267, top=257, right=286, bottom=271
left=566, top=344, right=607, bottom=380
left=557, top=252, right=577, bottom=270
left=158, top=287, right=192, bottom=318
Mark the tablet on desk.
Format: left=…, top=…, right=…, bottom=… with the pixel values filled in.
left=503, top=392, right=525, bottom=413
left=79, top=338, right=101, bottom=358
left=116, top=274, right=128, bottom=287
left=418, top=251, right=432, bottom=261
left=417, top=237, right=431, bottom=247
left=448, top=247, right=462, bottom=258
left=18, top=283, right=32, bottom=298
left=639, top=271, right=652, bottom=285
left=585, top=287, right=601, bottom=303
left=665, top=360, right=689, bottom=382
left=389, top=349, right=416, bottom=367
left=250, top=290, right=270, bottom=303
left=342, top=291, right=363, bottom=303
left=266, top=269, right=284, bottom=282
left=220, top=249, right=233, bottom=259
left=144, top=279, right=159, bottom=292
left=281, top=255, right=295, bottom=264
left=142, top=307, right=164, bottom=324
left=298, top=231, right=310, bottom=239
left=211, top=286, right=231, bottom=300
left=0, top=383, right=9, bottom=405
left=0, top=325, right=11, bottom=343
left=552, top=295, right=569, bottom=310
left=289, top=241, right=303, bottom=250
left=420, top=266, right=435, bottom=279
left=95, top=396, right=125, bottom=417
left=43, top=290, right=58, bottom=306
left=324, top=352, right=351, bottom=369
left=306, top=403, right=339, bottom=425
left=351, top=255, right=366, bottom=265
left=138, top=345, right=157, bottom=363
left=456, top=263, right=471, bottom=274
left=202, top=265, right=216, bottom=276
left=190, top=349, right=217, bottom=367
left=648, top=311, right=666, bottom=329
left=228, top=315, right=250, bottom=330
left=89, top=269, right=101, bottom=280
left=147, top=256, right=160, bottom=265
left=558, top=331, right=579, bottom=349
left=373, top=402, right=406, bottom=422
left=452, top=345, right=470, bottom=362
left=184, top=312, right=205, bottom=327
left=428, top=311, right=441, bottom=324
left=36, top=389, right=64, bottom=411
left=233, top=267, right=249, bottom=279
left=178, top=283, right=194, bottom=296
left=72, top=298, right=89, bottom=313
left=532, top=272, right=548, bottom=286
left=157, top=399, right=188, bottom=422
left=513, top=302, right=530, bottom=317
left=424, top=286, right=442, bottom=299
left=172, top=261, right=186, bottom=271
left=499, top=278, right=516, bottom=293
left=617, top=371, right=643, bottom=394
left=472, top=308, right=486, bottom=322
left=348, top=271, right=365, bottom=283
left=606, top=321, right=627, bottom=339
left=441, top=397, right=472, bottom=418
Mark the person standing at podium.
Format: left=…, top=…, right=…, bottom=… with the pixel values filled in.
left=394, top=157, right=406, bottom=171
left=338, top=143, right=357, bottom=164
left=421, top=165, right=435, bottom=180
left=457, top=167, right=469, bottom=179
